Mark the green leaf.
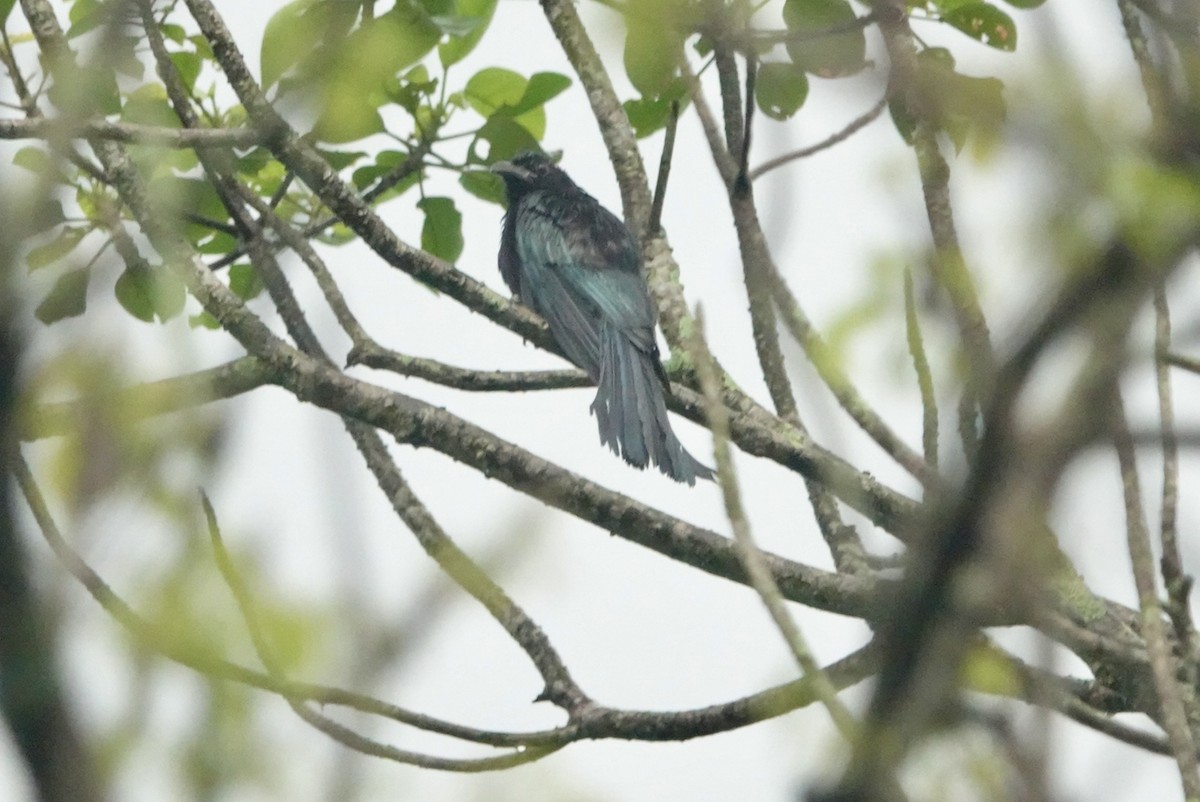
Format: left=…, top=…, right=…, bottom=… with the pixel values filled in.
left=755, top=62, right=810, bottom=121
left=463, top=68, right=553, bottom=139
left=624, top=24, right=680, bottom=98
left=35, top=267, right=90, bottom=324
left=13, top=146, right=63, bottom=181
left=115, top=268, right=187, bottom=323
left=161, top=23, right=187, bottom=43
left=783, top=0, right=867, bottom=77
left=622, top=81, right=688, bottom=138
left=417, top=197, right=463, bottom=263
left=510, top=72, right=572, bottom=115
left=311, top=3, right=441, bottom=143
left=67, top=0, right=105, bottom=39
left=1000, top=0, right=1044, bottom=7
left=464, top=67, right=527, bottom=117
left=261, top=0, right=324, bottom=87
left=469, top=116, right=538, bottom=164
left=889, top=49, right=1006, bottom=148
left=351, top=150, right=422, bottom=200
left=0, top=0, right=16, bottom=25
left=30, top=200, right=67, bottom=236
left=169, top=51, right=204, bottom=94
left=438, top=0, right=498, bottom=67
left=46, top=64, right=121, bottom=117
left=114, top=269, right=155, bottom=322
left=121, top=84, right=181, bottom=128
left=197, top=231, right=238, bottom=256
left=112, top=36, right=144, bottom=79
left=147, top=176, right=226, bottom=229
left=189, top=311, right=221, bottom=330
left=316, top=149, right=368, bottom=170
left=26, top=227, right=87, bottom=272
left=459, top=170, right=505, bottom=206
left=230, top=264, right=265, bottom=301
left=943, top=2, right=1017, bottom=51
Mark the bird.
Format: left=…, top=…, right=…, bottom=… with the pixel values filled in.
left=491, top=151, right=713, bottom=485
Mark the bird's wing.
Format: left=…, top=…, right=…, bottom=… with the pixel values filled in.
left=515, top=193, right=659, bottom=367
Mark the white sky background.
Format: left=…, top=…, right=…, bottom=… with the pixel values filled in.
left=5, top=0, right=1200, bottom=800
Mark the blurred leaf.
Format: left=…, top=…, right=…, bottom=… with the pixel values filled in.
left=261, top=0, right=329, bottom=87
left=943, top=2, right=1017, bottom=51
left=121, top=84, right=181, bottom=128
left=112, top=36, right=144, bottom=79
left=311, top=2, right=441, bottom=142
left=148, top=177, right=227, bottom=239
left=317, top=222, right=359, bottom=245
left=889, top=48, right=1005, bottom=148
left=961, top=644, right=1021, bottom=697
left=161, top=23, right=187, bottom=43
left=197, top=231, right=238, bottom=256
left=418, top=196, right=463, bottom=263
left=26, top=227, right=87, bottom=272
left=115, top=267, right=187, bottom=323
left=169, top=51, right=204, bottom=94
left=460, top=169, right=505, bottom=206
left=47, top=63, right=121, bottom=117
left=624, top=23, right=681, bottom=97
left=13, top=146, right=61, bottom=180
left=1000, top=0, right=1044, bottom=8
left=783, top=0, right=867, bottom=77
left=229, top=264, right=264, bottom=301
left=36, top=267, right=90, bottom=324
left=29, top=199, right=68, bottom=236
left=0, top=0, right=15, bottom=25
left=66, top=0, right=105, bottom=38
left=755, top=62, right=810, bottom=120
left=438, top=0, right=498, bottom=67
left=189, top=311, right=221, bottom=330
left=315, top=148, right=368, bottom=170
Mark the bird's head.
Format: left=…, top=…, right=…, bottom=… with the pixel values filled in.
left=490, top=151, right=574, bottom=199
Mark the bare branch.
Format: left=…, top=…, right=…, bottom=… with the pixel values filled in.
left=0, top=117, right=265, bottom=147
left=20, top=357, right=269, bottom=441
left=349, top=345, right=591, bottom=392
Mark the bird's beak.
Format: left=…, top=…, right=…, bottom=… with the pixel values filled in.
left=490, top=160, right=533, bottom=181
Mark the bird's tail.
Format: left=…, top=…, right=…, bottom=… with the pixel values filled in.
left=591, top=323, right=714, bottom=485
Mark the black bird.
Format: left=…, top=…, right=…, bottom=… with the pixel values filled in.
left=492, top=151, right=713, bottom=485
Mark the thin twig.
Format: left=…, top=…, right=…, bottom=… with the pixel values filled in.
left=689, top=309, right=856, bottom=739
left=750, top=94, right=888, bottom=180
left=648, top=101, right=679, bottom=235
left=12, top=452, right=564, bottom=748
left=738, top=55, right=755, bottom=186
left=904, top=269, right=939, bottom=468
left=874, top=1, right=993, bottom=444
left=771, top=267, right=935, bottom=484
left=350, top=346, right=590, bottom=392
left=200, top=491, right=561, bottom=771
left=1112, top=391, right=1200, bottom=798
left=1153, top=289, right=1194, bottom=672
